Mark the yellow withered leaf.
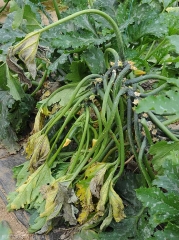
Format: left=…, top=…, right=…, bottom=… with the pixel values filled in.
left=109, top=183, right=126, bottom=222
left=12, top=31, right=40, bottom=79
left=33, top=110, right=45, bottom=133
left=40, top=181, right=59, bottom=218
left=77, top=209, right=90, bottom=224
left=25, top=132, right=41, bottom=159
left=25, top=133, right=50, bottom=172
left=90, top=166, right=107, bottom=198
left=76, top=180, right=94, bottom=224
left=85, top=162, right=107, bottom=178
left=96, top=172, right=113, bottom=216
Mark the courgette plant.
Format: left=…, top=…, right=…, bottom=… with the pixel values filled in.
left=3, top=1, right=179, bottom=238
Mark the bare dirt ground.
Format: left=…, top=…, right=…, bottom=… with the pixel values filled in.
left=0, top=147, right=33, bottom=240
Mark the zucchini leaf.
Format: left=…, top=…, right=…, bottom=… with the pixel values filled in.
left=149, top=141, right=179, bottom=171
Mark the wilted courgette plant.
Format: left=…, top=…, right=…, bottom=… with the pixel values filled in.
left=1, top=0, right=179, bottom=238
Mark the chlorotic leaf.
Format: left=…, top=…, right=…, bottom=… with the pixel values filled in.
left=25, top=133, right=50, bottom=172
left=100, top=205, right=113, bottom=231
left=7, top=163, right=54, bottom=210
left=11, top=31, right=40, bottom=79
left=109, top=183, right=126, bottom=222
left=89, top=166, right=107, bottom=198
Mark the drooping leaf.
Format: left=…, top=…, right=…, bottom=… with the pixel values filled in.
left=29, top=180, right=78, bottom=233
left=10, top=31, right=41, bottom=79
left=27, top=133, right=50, bottom=172
left=108, top=183, right=125, bottom=222
left=100, top=205, right=113, bottom=231
left=7, top=163, right=54, bottom=210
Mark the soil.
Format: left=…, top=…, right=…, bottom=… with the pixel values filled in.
left=0, top=147, right=33, bottom=240
left=0, top=197, right=32, bottom=240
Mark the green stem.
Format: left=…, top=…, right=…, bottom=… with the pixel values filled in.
left=140, top=118, right=153, bottom=145
left=137, top=137, right=152, bottom=187
left=103, top=147, right=118, bottom=162
left=47, top=113, right=85, bottom=167
left=113, top=63, right=131, bottom=98
left=0, top=0, right=10, bottom=13
left=162, top=115, right=179, bottom=126
left=125, top=74, right=168, bottom=86
left=143, top=155, right=155, bottom=181
left=43, top=74, right=100, bottom=134
left=144, top=38, right=167, bottom=61
left=104, top=48, right=120, bottom=69
left=68, top=107, right=90, bottom=173
left=140, top=83, right=168, bottom=97
left=71, top=87, right=127, bottom=181
left=148, top=111, right=178, bottom=141
left=144, top=40, right=156, bottom=60
left=47, top=91, right=92, bottom=158
left=31, top=69, right=48, bottom=97
left=134, top=112, right=142, bottom=147
left=113, top=111, right=125, bottom=182
left=37, top=9, right=125, bottom=62
left=90, top=103, right=103, bottom=136
left=101, top=69, right=116, bottom=125
left=127, top=98, right=138, bottom=160
left=52, top=0, right=61, bottom=20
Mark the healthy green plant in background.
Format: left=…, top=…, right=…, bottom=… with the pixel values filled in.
left=1, top=0, right=179, bottom=239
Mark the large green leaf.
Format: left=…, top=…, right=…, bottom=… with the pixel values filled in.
left=149, top=141, right=179, bottom=171
left=0, top=63, right=8, bottom=90
left=66, top=61, right=88, bottom=82
left=153, top=160, right=179, bottom=195
left=135, top=90, right=179, bottom=114
left=154, top=222, right=179, bottom=239
left=82, top=46, right=106, bottom=74
left=136, top=187, right=179, bottom=227
left=50, top=31, right=114, bottom=50
left=168, top=35, right=179, bottom=54
left=6, top=65, right=25, bottom=101
left=9, top=0, right=24, bottom=30
left=0, top=91, right=20, bottom=153
left=0, top=13, right=25, bottom=54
